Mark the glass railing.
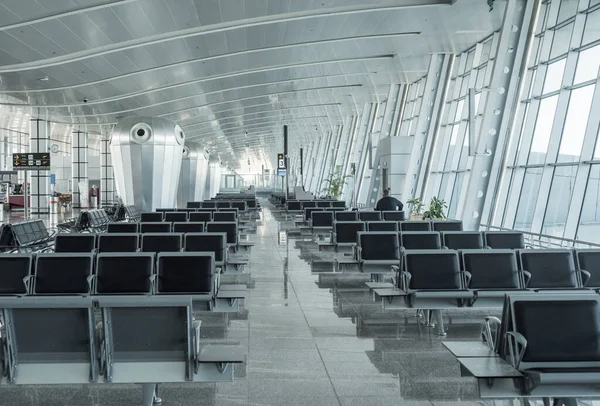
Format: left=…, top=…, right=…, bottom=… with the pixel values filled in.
left=480, top=224, right=600, bottom=249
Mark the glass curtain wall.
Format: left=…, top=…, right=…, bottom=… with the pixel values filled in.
left=495, top=0, right=600, bottom=243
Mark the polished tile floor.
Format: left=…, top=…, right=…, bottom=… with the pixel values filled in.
left=0, top=203, right=593, bottom=405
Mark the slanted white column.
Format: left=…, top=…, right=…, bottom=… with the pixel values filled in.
left=100, top=137, right=114, bottom=207
left=29, top=119, right=50, bottom=215
left=72, top=131, right=88, bottom=209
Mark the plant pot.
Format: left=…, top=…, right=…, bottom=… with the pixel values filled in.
left=410, top=215, right=424, bottom=221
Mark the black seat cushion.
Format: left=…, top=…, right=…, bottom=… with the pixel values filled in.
left=577, top=250, right=600, bottom=288
left=54, top=234, right=96, bottom=253
left=206, top=223, right=237, bottom=245
left=405, top=252, right=461, bottom=290
left=157, top=254, right=213, bottom=294
left=443, top=232, right=484, bottom=249
left=383, top=211, right=406, bottom=221
left=35, top=255, right=93, bottom=294
left=287, top=201, right=302, bottom=211
left=107, top=223, right=138, bottom=233
left=400, top=222, right=431, bottom=232
left=140, top=213, right=163, bottom=222
left=463, top=251, right=520, bottom=289
left=520, top=251, right=578, bottom=289
left=189, top=212, right=212, bottom=222
left=214, top=212, right=236, bottom=222
left=312, top=212, right=334, bottom=227
left=514, top=300, right=600, bottom=362
left=142, top=234, right=182, bottom=253
left=98, top=234, right=139, bottom=253
left=335, top=222, right=366, bottom=244
left=367, top=222, right=398, bottom=232
left=336, top=212, right=358, bottom=222
left=164, top=212, right=187, bottom=222
left=96, top=254, right=153, bottom=294
left=185, top=234, right=225, bottom=262
left=485, top=232, right=525, bottom=249
left=359, top=233, right=399, bottom=260
left=401, top=232, right=441, bottom=250
left=432, top=221, right=463, bottom=231
left=358, top=212, right=381, bottom=221
left=172, top=222, right=205, bottom=233
left=305, top=208, right=323, bottom=221
left=140, top=223, right=171, bottom=233
left=0, top=256, right=31, bottom=294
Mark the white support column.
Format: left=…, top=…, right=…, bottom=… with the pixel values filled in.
left=316, top=130, right=334, bottom=193
left=100, top=137, right=114, bottom=207
left=403, top=54, right=451, bottom=203
left=29, top=119, right=50, bottom=215
left=72, top=131, right=88, bottom=209
left=461, top=0, right=534, bottom=230
left=356, top=103, right=378, bottom=205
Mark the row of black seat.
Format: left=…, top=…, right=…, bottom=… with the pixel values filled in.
left=306, top=209, right=407, bottom=222
left=0, top=252, right=218, bottom=296
left=331, top=227, right=523, bottom=250
left=187, top=199, right=258, bottom=210
left=141, top=211, right=239, bottom=223
left=108, top=222, right=206, bottom=233
left=286, top=200, right=347, bottom=210
left=55, top=232, right=227, bottom=262
left=0, top=220, right=56, bottom=251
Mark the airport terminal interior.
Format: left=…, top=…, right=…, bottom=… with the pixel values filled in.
left=1, top=0, right=600, bottom=405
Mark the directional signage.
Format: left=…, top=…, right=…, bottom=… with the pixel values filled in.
left=277, top=153, right=286, bottom=176
left=13, top=153, right=51, bottom=170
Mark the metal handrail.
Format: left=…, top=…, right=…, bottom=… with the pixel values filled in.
left=480, top=223, right=600, bottom=249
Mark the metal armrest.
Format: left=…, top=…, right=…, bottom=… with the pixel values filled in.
left=580, top=269, right=591, bottom=287
left=462, top=271, right=472, bottom=288
left=192, top=320, right=202, bottom=371
left=148, top=275, right=156, bottom=295
left=391, top=265, right=400, bottom=287
left=481, top=316, right=501, bottom=350
left=22, top=275, right=33, bottom=294
left=355, top=246, right=363, bottom=261
left=505, top=331, right=527, bottom=370
left=86, top=275, right=95, bottom=295
left=521, top=270, right=532, bottom=288
left=400, top=270, right=412, bottom=292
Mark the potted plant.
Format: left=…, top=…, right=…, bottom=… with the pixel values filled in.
left=321, top=175, right=349, bottom=200
left=423, top=197, right=448, bottom=220
left=406, top=197, right=425, bottom=220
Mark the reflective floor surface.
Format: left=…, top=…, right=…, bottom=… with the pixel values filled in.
left=0, top=202, right=597, bottom=405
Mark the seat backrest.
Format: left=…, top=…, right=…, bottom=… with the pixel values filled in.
left=510, top=295, right=600, bottom=366
left=232, top=201, right=246, bottom=212
left=576, top=249, right=600, bottom=288
left=334, top=221, right=366, bottom=244
left=247, top=199, right=257, bottom=209
left=305, top=207, right=323, bottom=221
left=184, top=232, right=226, bottom=263
left=484, top=231, right=525, bottom=249
left=172, top=222, right=205, bottom=233
left=156, top=208, right=175, bottom=213
left=107, top=223, right=139, bottom=233
left=141, top=212, right=163, bottom=222
left=287, top=201, right=302, bottom=211
left=400, top=221, right=432, bottom=232
left=216, top=201, right=230, bottom=208
left=332, top=201, right=346, bottom=208
left=157, top=252, right=214, bottom=294
left=34, top=253, right=94, bottom=295
left=95, top=253, right=154, bottom=294
left=213, top=212, right=237, bottom=222
left=187, top=202, right=201, bottom=209
left=206, top=222, right=237, bottom=245
left=0, top=254, right=32, bottom=295
left=519, top=250, right=579, bottom=289
left=432, top=220, right=463, bottom=231
left=302, top=201, right=316, bottom=209
left=383, top=211, right=406, bottom=221
left=358, top=211, right=381, bottom=221
left=442, top=232, right=484, bottom=249
left=335, top=211, right=358, bottom=222
left=97, top=233, right=140, bottom=253
left=367, top=221, right=398, bottom=232
left=358, top=232, right=400, bottom=261
left=54, top=234, right=96, bottom=253
left=312, top=211, right=334, bottom=227
left=164, top=212, right=187, bottom=223
left=141, top=233, right=183, bottom=253
left=462, top=250, right=521, bottom=289
left=202, top=201, right=216, bottom=208
left=317, top=201, right=331, bottom=208
left=189, top=211, right=212, bottom=223
left=400, top=232, right=442, bottom=250
left=140, top=222, right=171, bottom=233
left=404, top=250, right=462, bottom=290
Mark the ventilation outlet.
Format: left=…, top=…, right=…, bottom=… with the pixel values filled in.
left=182, top=146, right=190, bottom=158
left=174, top=124, right=185, bottom=145
left=130, top=123, right=152, bottom=144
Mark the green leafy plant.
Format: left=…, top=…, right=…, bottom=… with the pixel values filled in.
left=487, top=0, right=495, bottom=11
left=406, top=197, right=425, bottom=217
left=423, top=196, right=448, bottom=220
left=321, top=175, right=349, bottom=199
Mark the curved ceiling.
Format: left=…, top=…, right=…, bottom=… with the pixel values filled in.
left=0, top=0, right=504, bottom=169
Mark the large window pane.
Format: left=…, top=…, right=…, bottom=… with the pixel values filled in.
left=528, top=95, right=559, bottom=165
left=543, top=59, right=566, bottom=93
left=577, top=165, right=600, bottom=243
left=583, top=8, right=600, bottom=46
left=550, top=23, right=574, bottom=59
left=542, top=166, right=578, bottom=237
left=557, top=85, right=595, bottom=162
left=514, top=168, right=543, bottom=231
left=575, top=45, right=600, bottom=84
left=557, top=0, right=579, bottom=24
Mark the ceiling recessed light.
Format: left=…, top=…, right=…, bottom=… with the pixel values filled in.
left=38, top=76, right=49, bottom=81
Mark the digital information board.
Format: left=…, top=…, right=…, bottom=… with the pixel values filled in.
left=13, top=153, right=51, bottom=170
